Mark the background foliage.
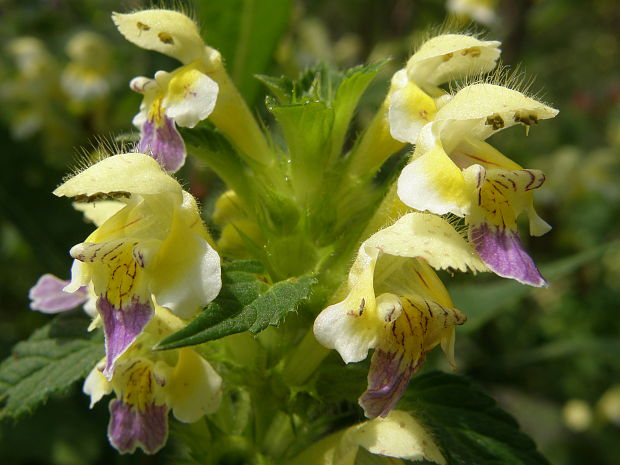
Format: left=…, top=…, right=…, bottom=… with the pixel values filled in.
left=1, top=0, right=619, bottom=464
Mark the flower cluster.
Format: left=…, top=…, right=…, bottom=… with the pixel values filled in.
left=25, top=8, right=558, bottom=463
left=314, top=213, right=484, bottom=417
left=314, top=33, right=557, bottom=418
left=32, top=152, right=223, bottom=453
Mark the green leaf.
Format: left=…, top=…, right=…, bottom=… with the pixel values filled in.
left=195, top=0, right=293, bottom=104
left=264, top=62, right=385, bottom=204
left=260, top=62, right=386, bottom=104
left=452, top=243, right=611, bottom=333
left=259, top=64, right=344, bottom=104
left=0, top=313, right=103, bottom=421
left=402, top=371, right=551, bottom=465
left=268, top=98, right=335, bottom=200
left=329, top=61, right=388, bottom=162
left=157, top=261, right=315, bottom=350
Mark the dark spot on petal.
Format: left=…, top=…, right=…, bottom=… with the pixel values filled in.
left=73, top=191, right=131, bottom=203
left=485, top=114, right=505, bottom=130
left=158, top=32, right=174, bottom=45
left=442, top=52, right=453, bottom=61
left=514, top=111, right=539, bottom=126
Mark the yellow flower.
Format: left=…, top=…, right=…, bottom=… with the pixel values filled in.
left=388, top=34, right=501, bottom=143
left=314, top=213, right=484, bottom=417
left=397, top=83, right=558, bottom=286
left=112, top=9, right=220, bottom=172
left=113, top=8, right=272, bottom=166
left=288, top=410, right=445, bottom=465
left=129, top=64, right=218, bottom=172
left=84, top=305, right=222, bottom=454
left=55, top=153, right=221, bottom=378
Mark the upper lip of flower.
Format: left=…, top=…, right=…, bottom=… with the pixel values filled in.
left=111, top=9, right=208, bottom=65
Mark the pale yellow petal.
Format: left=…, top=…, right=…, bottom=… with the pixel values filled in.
left=407, top=34, right=501, bottom=90
left=83, top=360, right=112, bottom=408
left=364, top=212, right=486, bottom=273
left=344, top=410, right=446, bottom=464
left=166, top=349, right=222, bottom=423
left=440, top=326, right=457, bottom=368
left=435, top=83, right=558, bottom=143
left=72, top=200, right=125, bottom=227
left=149, top=203, right=221, bottom=319
left=528, top=204, right=552, bottom=236
left=373, top=258, right=454, bottom=307
left=287, top=430, right=350, bottom=465
left=53, top=153, right=181, bottom=199
left=64, top=259, right=90, bottom=293
left=112, top=9, right=205, bottom=64
left=449, top=137, right=522, bottom=170
left=313, top=247, right=381, bottom=363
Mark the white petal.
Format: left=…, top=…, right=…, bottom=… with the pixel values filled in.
left=83, top=361, right=112, bottom=408
left=388, top=70, right=437, bottom=144
left=163, top=69, right=218, bottom=128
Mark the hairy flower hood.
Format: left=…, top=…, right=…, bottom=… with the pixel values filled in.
left=112, top=9, right=208, bottom=65
left=389, top=34, right=501, bottom=144
left=397, top=83, right=558, bottom=286
left=55, top=153, right=221, bottom=378
left=314, top=213, right=484, bottom=417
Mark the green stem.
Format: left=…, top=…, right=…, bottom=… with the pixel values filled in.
left=205, top=51, right=273, bottom=167
left=346, top=99, right=405, bottom=179
left=281, top=329, right=330, bottom=387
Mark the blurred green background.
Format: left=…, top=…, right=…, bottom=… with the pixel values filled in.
left=1, top=0, right=619, bottom=463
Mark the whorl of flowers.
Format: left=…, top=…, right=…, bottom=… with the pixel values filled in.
left=25, top=8, right=557, bottom=461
